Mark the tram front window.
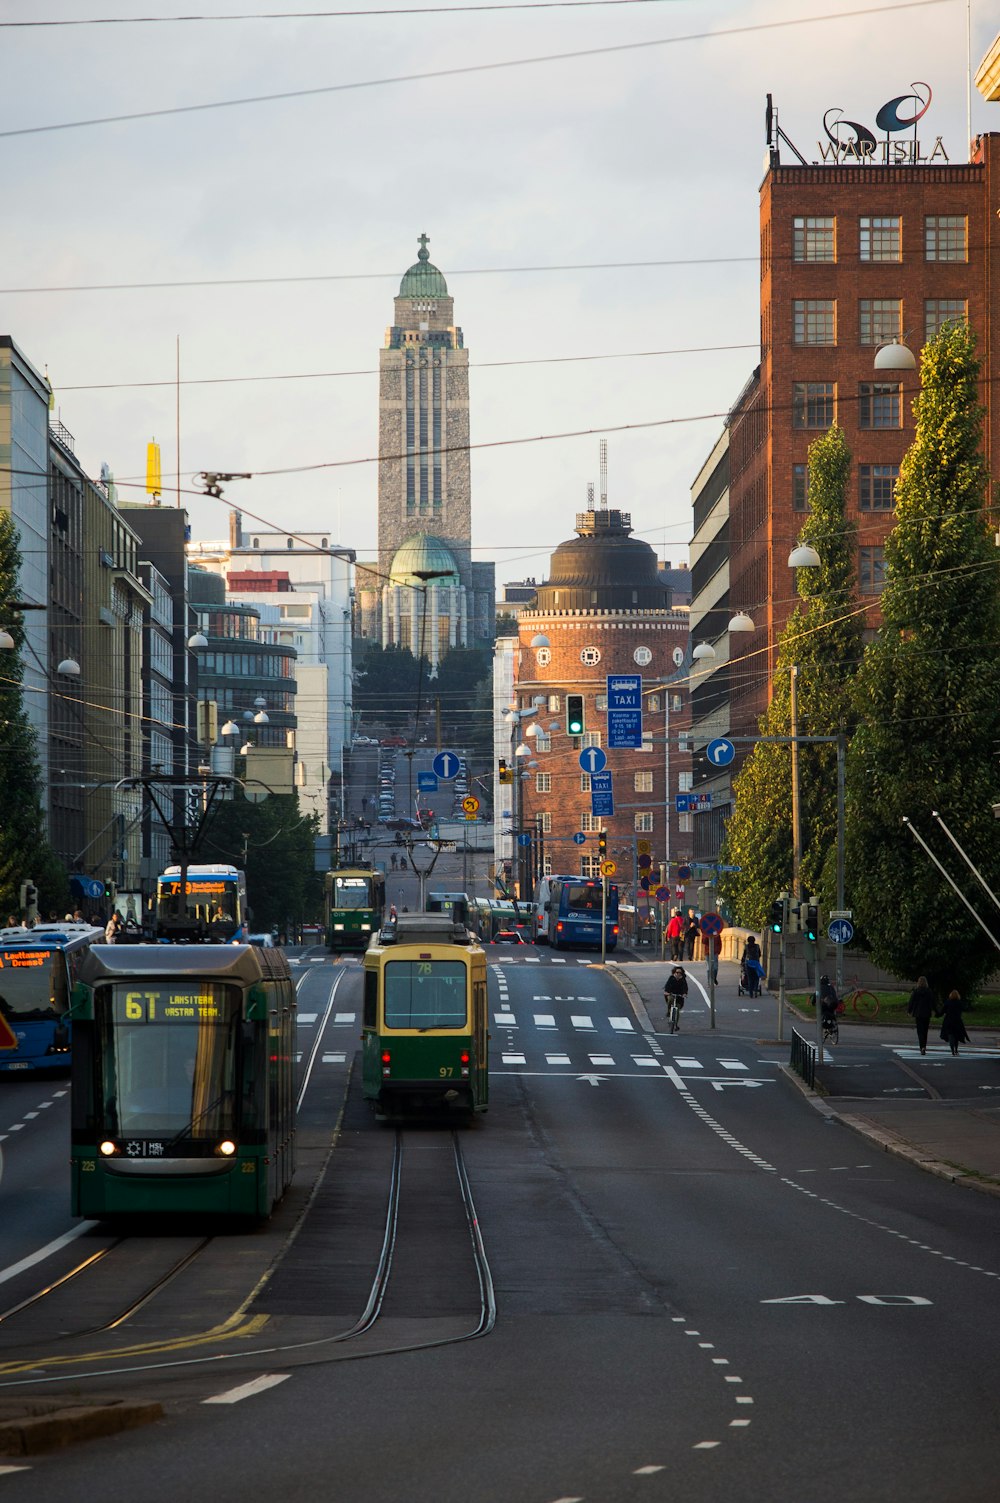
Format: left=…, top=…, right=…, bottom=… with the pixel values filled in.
left=384, top=960, right=467, bottom=1030
left=0, top=949, right=65, bottom=1020
left=101, top=982, right=238, bottom=1136
left=335, top=880, right=371, bottom=910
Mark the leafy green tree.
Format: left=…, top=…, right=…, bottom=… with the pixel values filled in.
left=0, top=512, right=69, bottom=919
left=719, top=425, right=862, bottom=925
left=847, top=322, right=1000, bottom=997
left=201, top=791, right=321, bottom=930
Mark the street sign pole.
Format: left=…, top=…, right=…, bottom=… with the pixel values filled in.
left=777, top=929, right=786, bottom=1043
left=601, top=875, right=607, bottom=966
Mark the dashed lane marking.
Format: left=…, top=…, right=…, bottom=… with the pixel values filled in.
left=609, top=1017, right=634, bottom=1032
left=297, top=1013, right=318, bottom=1025
left=203, top=1373, right=291, bottom=1405
left=570, top=1016, right=594, bottom=1030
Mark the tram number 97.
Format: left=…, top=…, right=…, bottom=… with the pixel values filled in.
left=439, top=1066, right=454, bottom=1077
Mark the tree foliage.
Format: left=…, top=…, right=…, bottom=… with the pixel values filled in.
left=847, top=322, right=1000, bottom=996
left=200, top=791, right=321, bottom=929
left=352, top=639, right=492, bottom=765
left=719, top=426, right=862, bottom=925
left=0, top=512, right=69, bottom=919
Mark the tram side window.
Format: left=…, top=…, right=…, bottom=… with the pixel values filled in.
left=363, top=970, right=378, bottom=1028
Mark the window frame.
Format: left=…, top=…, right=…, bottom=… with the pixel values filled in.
left=860, top=216, right=901, bottom=263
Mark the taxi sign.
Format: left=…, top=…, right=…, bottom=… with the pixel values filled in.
left=600, top=859, right=617, bottom=877
left=461, top=795, right=480, bottom=814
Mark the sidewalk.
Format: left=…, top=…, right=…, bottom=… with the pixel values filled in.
left=607, top=956, right=1000, bottom=1199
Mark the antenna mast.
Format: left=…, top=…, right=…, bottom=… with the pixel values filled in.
left=587, top=482, right=595, bottom=508
left=599, top=438, right=608, bottom=509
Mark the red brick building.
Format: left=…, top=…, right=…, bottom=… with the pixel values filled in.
left=508, top=506, right=691, bottom=906
left=727, top=128, right=1000, bottom=736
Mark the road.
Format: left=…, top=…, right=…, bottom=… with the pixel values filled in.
left=2, top=953, right=1000, bottom=1499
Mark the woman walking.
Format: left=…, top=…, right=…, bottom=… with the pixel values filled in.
left=906, top=975, right=938, bottom=1055
left=940, top=989, right=970, bottom=1057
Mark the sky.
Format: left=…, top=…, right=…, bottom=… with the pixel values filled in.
left=2, top=0, right=997, bottom=588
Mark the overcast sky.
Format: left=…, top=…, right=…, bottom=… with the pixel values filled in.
left=3, top=0, right=996, bottom=587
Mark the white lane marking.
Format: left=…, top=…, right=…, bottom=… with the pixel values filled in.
left=534, top=1015, right=556, bottom=1028
left=589, top=1054, right=615, bottom=1066
left=23, top=1113, right=39, bottom=1120
left=0, top=1467, right=31, bottom=1475
left=7, top=1125, right=24, bottom=1132
left=0, top=1221, right=98, bottom=1287
left=610, top=1017, right=634, bottom=1032
left=501, top=1053, right=526, bottom=1065
left=524, top=957, right=541, bottom=963
left=334, top=1012, right=356, bottom=1024
left=322, top=1053, right=347, bottom=1064
left=297, top=1013, right=318, bottom=1025
left=720, top=1060, right=749, bottom=1071
left=633, top=1056, right=659, bottom=1067
left=38, top=1101, right=53, bottom=1110
left=730, top=1419, right=751, bottom=1427
left=545, top=1054, right=571, bottom=1065
left=724, top=1375, right=744, bottom=1384
left=694, top=1441, right=721, bottom=1450
left=532, top=995, right=552, bottom=1001
left=203, top=1373, right=291, bottom=1405
left=570, top=1015, right=594, bottom=1030
left=674, top=1058, right=702, bottom=1069
left=551, top=958, right=567, bottom=964
left=735, top=1396, right=754, bottom=1405
left=634, top=1465, right=665, bottom=1474
left=663, top=1065, right=777, bottom=1172
left=53, top=1090, right=67, bottom=1097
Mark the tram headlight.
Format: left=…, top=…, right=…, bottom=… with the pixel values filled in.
left=216, top=1139, right=237, bottom=1157
left=99, top=1140, right=119, bottom=1157
left=334, top=923, right=345, bottom=931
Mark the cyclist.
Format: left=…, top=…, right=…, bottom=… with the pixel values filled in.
left=818, top=974, right=840, bottom=1029
left=664, top=966, right=688, bottom=1032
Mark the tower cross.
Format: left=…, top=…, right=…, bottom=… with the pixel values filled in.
left=417, top=232, right=430, bottom=258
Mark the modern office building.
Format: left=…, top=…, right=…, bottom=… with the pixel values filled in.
left=188, top=566, right=297, bottom=755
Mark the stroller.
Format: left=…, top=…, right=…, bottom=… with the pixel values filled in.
left=739, top=950, right=763, bottom=998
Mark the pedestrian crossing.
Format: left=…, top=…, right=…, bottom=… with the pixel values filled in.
left=496, top=1048, right=767, bottom=1076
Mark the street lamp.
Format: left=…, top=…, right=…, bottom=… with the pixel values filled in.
left=874, top=338, right=917, bottom=372
left=692, top=641, right=717, bottom=660
left=727, top=611, right=755, bottom=633
left=788, top=543, right=821, bottom=569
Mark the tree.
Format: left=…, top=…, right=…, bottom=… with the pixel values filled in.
left=847, top=322, right=1000, bottom=996
left=201, top=791, right=321, bottom=930
left=0, top=513, right=69, bottom=919
left=719, top=425, right=862, bottom=925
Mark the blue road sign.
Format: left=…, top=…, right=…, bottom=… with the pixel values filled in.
left=417, top=771, right=438, bottom=793
left=432, top=750, right=461, bottom=780
left=590, top=771, right=612, bottom=793
left=608, top=710, right=643, bottom=749
left=700, top=911, right=725, bottom=936
left=591, top=791, right=615, bottom=819
left=578, top=745, right=608, bottom=775
left=572, top=832, right=587, bottom=845
left=828, top=918, right=855, bottom=945
left=706, top=737, right=736, bottom=767
left=677, top=864, right=692, bottom=880
left=517, top=833, right=533, bottom=847
left=606, top=673, right=642, bottom=711
left=675, top=794, right=691, bottom=812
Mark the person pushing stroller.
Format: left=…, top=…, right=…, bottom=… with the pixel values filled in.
left=739, top=935, right=763, bottom=997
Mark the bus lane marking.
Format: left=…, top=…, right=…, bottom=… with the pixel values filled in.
left=203, top=1373, right=291, bottom=1405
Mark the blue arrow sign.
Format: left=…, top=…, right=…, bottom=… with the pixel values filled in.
left=572, top=832, right=587, bottom=845
left=517, top=833, right=533, bottom=847
left=417, top=771, right=438, bottom=792
left=675, top=794, right=691, bottom=812
left=432, top=751, right=461, bottom=780
left=578, top=745, right=608, bottom=775
left=706, top=737, right=735, bottom=767
left=828, top=918, right=855, bottom=945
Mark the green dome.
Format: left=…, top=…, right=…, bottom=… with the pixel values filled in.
left=399, top=234, right=448, bottom=298
left=390, top=534, right=461, bottom=589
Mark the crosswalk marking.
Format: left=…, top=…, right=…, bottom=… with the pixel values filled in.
left=322, top=1052, right=346, bottom=1064
left=501, top=1053, right=526, bottom=1065
left=570, top=1015, right=594, bottom=1030
left=589, top=1054, right=615, bottom=1066
left=545, top=1054, right=572, bottom=1065
left=675, top=1057, right=702, bottom=1069
left=534, top=1014, right=556, bottom=1027
left=720, top=1060, right=749, bottom=1071
left=334, top=1012, right=356, bottom=1024
left=633, top=1056, right=659, bottom=1067
left=609, top=1017, right=634, bottom=1032
left=297, top=1013, right=318, bottom=1025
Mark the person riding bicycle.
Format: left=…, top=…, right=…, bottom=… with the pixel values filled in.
left=818, top=974, right=840, bottom=1025
left=664, top=966, right=688, bottom=1029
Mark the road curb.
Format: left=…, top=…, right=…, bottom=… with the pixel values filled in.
left=0, top=1401, right=163, bottom=1456
left=604, top=961, right=654, bottom=1033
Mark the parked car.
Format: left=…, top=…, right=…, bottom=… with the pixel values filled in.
left=493, top=930, right=526, bottom=945
left=248, top=932, right=274, bottom=948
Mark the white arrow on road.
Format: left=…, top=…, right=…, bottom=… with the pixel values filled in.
left=710, top=1079, right=768, bottom=1090
left=577, top=1074, right=608, bottom=1086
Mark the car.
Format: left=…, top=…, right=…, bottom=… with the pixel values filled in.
left=381, top=735, right=407, bottom=747
left=492, top=930, right=526, bottom=945
left=247, top=932, right=275, bottom=948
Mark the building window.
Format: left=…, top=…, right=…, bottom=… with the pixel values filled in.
left=548, top=694, right=560, bottom=712
left=580, top=645, right=602, bottom=665
left=860, top=217, right=901, bottom=262
left=793, top=463, right=810, bottom=511
left=793, top=300, right=836, bottom=346
left=582, top=854, right=601, bottom=879
left=635, top=812, right=654, bottom=833
left=535, top=772, right=551, bottom=793
left=679, top=771, right=693, bottom=791
left=536, top=734, right=551, bottom=753
left=859, top=382, right=902, bottom=429
left=539, top=812, right=552, bottom=833
left=647, top=695, right=660, bottom=713
left=634, top=771, right=653, bottom=792
left=582, top=731, right=602, bottom=748
left=581, top=812, right=599, bottom=832
left=535, top=647, right=551, bottom=667
left=925, top=300, right=968, bottom=340
left=595, top=694, right=608, bottom=711
left=859, top=298, right=902, bottom=346
left=925, top=215, right=967, bottom=262
left=860, top=546, right=886, bottom=594
left=793, top=216, right=835, bottom=262
left=671, top=694, right=683, bottom=713
left=679, top=814, right=693, bottom=834
left=580, top=773, right=591, bottom=792
left=638, top=735, right=654, bottom=754
left=859, top=464, right=900, bottom=511
left=792, top=382, right=835, bottom=429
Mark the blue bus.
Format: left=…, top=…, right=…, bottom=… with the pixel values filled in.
left=155, top=864, right=248, bottom=942
left=0, top=923, right=104, bottom=1073
left=546, top=878, right=619, bottom=951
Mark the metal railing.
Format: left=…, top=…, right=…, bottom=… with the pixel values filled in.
left=790, top=1028, right=817, bottom=1089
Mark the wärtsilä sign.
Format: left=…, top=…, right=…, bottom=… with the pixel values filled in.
left=765, top=85, right=949, bottom=168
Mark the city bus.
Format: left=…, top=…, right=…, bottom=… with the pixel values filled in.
left=155, top=864, right=248, bottom=943
left=324, top=867, right=386, bottom=952
left=546, top=877, right=619, bottom=951
left=0, top=923, right=104, bottom=1073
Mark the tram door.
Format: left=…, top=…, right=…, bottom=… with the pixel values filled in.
left=473, top=973, right=489, bottom=1103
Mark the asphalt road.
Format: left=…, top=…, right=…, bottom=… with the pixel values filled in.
left=3, top=952, right=1000, bottom=1499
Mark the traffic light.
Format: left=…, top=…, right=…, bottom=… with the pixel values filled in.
left=566, top=694, right=585, bottom=736
left=788, top=899, right=802, bottom=933
left=770, top=893, right=788, bottom=934
left=598, top=830, right=608, bottom=858
left=805, top=901, right=819, bottom=942
left=498, top=758, right=513, bottom=785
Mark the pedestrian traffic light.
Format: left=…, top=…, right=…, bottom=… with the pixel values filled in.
left=805, top=902, right=819, bottom=941
left=566, top=694, right=585, bottom=736
left=598, top=830, right=607, bottom=857
left=770, top=894, right=788, bottom=934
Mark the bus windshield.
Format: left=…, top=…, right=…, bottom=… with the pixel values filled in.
left=0, top=949, right=66, bottom=1019
left=334, top=879, right=371, bottom=909
left=100, top=982, right=239, bottom=1138
left=384, top=960, right=467, bottom=1030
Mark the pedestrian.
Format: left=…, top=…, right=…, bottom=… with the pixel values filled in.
left=104, top=911, right=123, bottom=944
left=390, top=853, right=397, bottom=871
left=684, top=909, right=701, bottom=961
left=906, top=975, right=938, bottom=1055
left=666, top=908, right=684, bottom=961
left=939, top=989, right=970, bottom=1057
left=705, top=931, right=722, bottom=987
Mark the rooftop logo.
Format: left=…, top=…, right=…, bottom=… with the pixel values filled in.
left=819, top=83, right=948, bottom=164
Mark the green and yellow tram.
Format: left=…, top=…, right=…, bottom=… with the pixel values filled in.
left=324, top=866, right=386, bottom=952
left=70, top=943, right=296, bottom=1220
left=362, top=914, right=488, bottom=1119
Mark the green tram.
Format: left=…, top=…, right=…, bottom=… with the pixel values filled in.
left=324, top=867, right=386, bottom=952
left=70, top=944, right=296, bottom=1220
left=362, top=913, right=488, bottom=1120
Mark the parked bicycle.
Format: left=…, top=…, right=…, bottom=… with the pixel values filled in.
left=842, top=978, right=880, bottom=1018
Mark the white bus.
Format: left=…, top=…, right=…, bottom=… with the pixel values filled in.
left=530, top=874, right=579, bottom=945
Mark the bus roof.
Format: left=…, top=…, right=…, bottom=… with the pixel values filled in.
left=0, top=924, right=104, bottom=947
left=78, top=943, right=290, bottom=985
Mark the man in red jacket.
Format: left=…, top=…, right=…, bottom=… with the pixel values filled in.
left=666, top=909, right=685, bottom=961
